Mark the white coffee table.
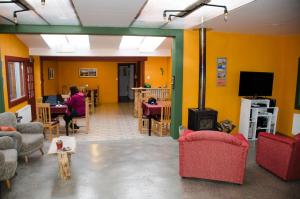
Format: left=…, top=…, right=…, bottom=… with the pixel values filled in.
left=48, top=136, right=76, bottom=180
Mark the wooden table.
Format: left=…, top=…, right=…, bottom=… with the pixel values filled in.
left=48, top=136, right=76, bottom=180
left=142, top=101, right=164, bottom=136
left=50, top=104, right=68, bottom=115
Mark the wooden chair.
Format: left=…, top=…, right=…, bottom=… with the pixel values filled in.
left=138, top=91, right=152, bottom=133
left=151, top=101, right=171, bottom=136
left=71, top=98, right=90, bottom=134
left=88, top=89, right=95, bottom=113
left=36, top=103, right=59, bottom=141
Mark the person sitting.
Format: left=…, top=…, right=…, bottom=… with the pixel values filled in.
left=64, top=86, right=85, bottom=136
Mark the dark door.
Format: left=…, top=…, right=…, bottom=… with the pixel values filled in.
left=27, top=58, right=36, bottom=121
left=118, top=63, right=136, bottom=102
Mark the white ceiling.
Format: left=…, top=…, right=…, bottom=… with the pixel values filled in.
left=16, top=34, right=173, bottom=57
left=203, top=0, right=300, bottom=35
left=0, top=0, right=299, bottom=35
left=72, top=0, right=147, bottom=27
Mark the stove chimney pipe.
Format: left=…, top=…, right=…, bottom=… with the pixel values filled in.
left=199, top=27, right=206, bottom=110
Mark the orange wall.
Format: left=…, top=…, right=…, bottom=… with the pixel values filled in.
left=144, top=57, right=172, bottom=88
left=182, top=30, right=287, bottom=134
left=0, top=34, right=29, bottom=112
left=43, top=60, right=60, bottom=95
left=57, top=61, right=118, bottom=103
left=40, top=57, right=171, bottom=103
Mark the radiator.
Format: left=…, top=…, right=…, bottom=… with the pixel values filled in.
left=16, top=105, right=32, bottom=123
left=292, top=113, right=300, bottom=135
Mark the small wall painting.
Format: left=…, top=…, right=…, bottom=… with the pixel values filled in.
left=79, top=68, right=97, bottom=77
left=48, top=68, right=55, bottom=80
left=216, top=57, right=227, bottom=86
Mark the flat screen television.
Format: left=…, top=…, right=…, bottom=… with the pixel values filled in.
left=238, top=71, right=274, bottom=97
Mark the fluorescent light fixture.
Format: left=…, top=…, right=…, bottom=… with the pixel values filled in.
left=41, top=34, right=90, bottom=52
left=139, top=37, right=166, bottom=52
left=166, top=0, right=255, bottom=29
left=119, top=36, right=144, bottom=49
left=136, top=0, right=199, bottom=22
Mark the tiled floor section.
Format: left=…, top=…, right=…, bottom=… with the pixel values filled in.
left=57, top=103, right=147, bottom=142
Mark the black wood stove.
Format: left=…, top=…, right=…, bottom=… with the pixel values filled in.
left=188, top=27, right=218, bottom=131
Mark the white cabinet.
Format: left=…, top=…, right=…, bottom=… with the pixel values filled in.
left=239, top=98, right=278, bottom=140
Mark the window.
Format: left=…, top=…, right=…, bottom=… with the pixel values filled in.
left=5, top=56, right=28, bottom=108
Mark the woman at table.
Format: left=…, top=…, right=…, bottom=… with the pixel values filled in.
left=64, top=86, right=85, bottom=135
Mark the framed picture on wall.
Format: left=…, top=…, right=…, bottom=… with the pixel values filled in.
left=79, top=68, right=97, bottom=77
left=216, top=57, right=227, bottom=86
left=48, top=68, right=55, bottom=80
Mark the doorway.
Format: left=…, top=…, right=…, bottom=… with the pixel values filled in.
left=118, top=63, right=136, bottom=102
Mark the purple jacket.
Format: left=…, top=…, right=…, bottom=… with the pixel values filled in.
left=66, top=92, right=85, bottom=116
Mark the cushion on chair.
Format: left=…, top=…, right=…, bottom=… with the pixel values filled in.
left=181, top=131, right=243, bottom=146
left=0, top=149, right=18, bottom=181
left=0, top=126, right=16, bottom=131
left=19, top=134, right=44, bottom=156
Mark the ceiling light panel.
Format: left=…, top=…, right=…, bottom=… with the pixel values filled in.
left=165, top=0, right=255, bottom=29
left=139, top=37, right=166, bottom=52
left=41, top=34, right=90, bottom=52
left=66, top=35, right=90, bottom=50
left=132, top=0, right=199, bottom=28
left=26, top=0, right=79, bottom=25
left=41, top=34, right=70, bottom=50
left=73, top=0, right=147, bottom=27
left=119, top=36, right=144, bottom=49
left=0, top=3, right=45, bottom=24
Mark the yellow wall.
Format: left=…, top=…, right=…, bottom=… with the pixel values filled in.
left=182, top=30, right=200, bottom=127
left=33, top=56, right=42, bottom=100
left=276, top=35, right=300, bottom=135
left=182, top=30, right=298, bottom=136
left=144, top=57, right=171, bottom=88
left=43, top=60, right=60, bottom=95
left=0, top=34, right=29, bottom=112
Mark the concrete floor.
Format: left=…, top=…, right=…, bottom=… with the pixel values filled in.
left=2, top=137, right=300, bottom=199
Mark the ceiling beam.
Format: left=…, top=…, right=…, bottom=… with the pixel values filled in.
left=0, top=25, right=182, bottom=37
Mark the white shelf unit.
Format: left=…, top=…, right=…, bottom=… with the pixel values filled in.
left=239, top=98, right=279, bottom=140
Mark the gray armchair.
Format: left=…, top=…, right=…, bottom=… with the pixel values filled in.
left=0, top=112, right=44, bottom=163
left=0, top=136, right=18, bottom=189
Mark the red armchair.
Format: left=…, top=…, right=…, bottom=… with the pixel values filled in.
left=256, top=132, right=300, bottom=180
left=179, top=130, right=249, bottom=184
